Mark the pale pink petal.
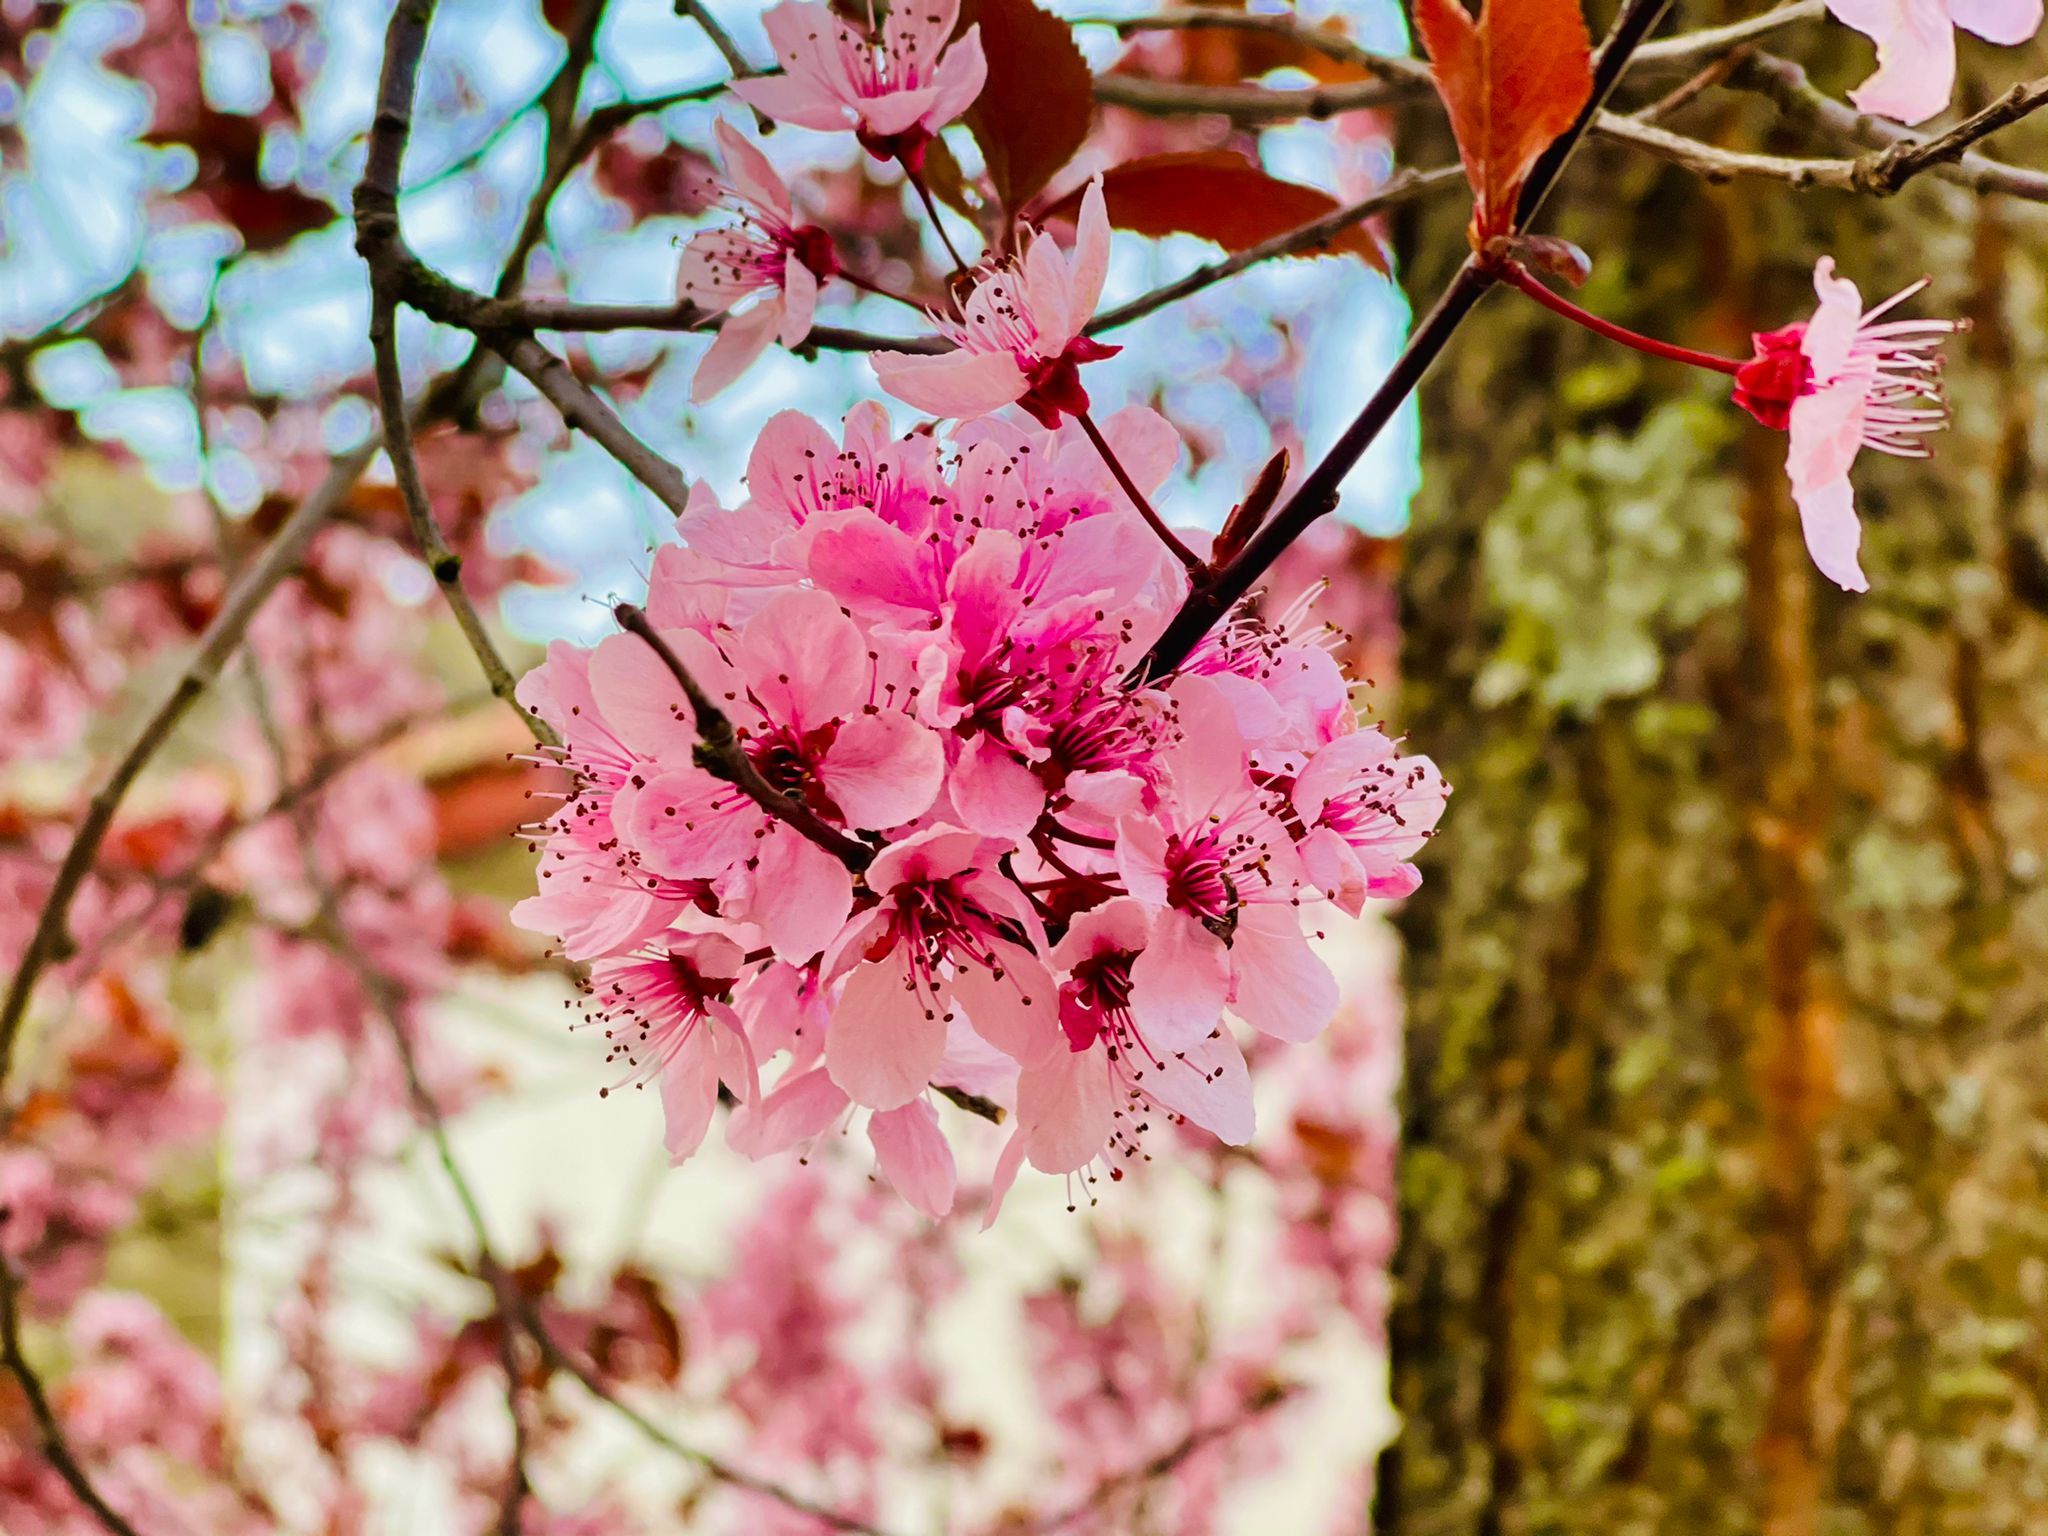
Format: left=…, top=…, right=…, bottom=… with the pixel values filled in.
left=980, top=1127, right=1029, bottom=1230
left=868, top=1099, right=957, bottom=1218
left=1023, top=230, right=1073, bottom=355
left=820, top=710, right=945, bottom=829
left=659, top=1026, right=720, bottom=1163
left=1802, top=256, right=1867, bottom=384
left=747, top=410, right=841, bottom=520
left=731, top=72, right=856, bottom=131
left=619, top=768, right=759, bottom=878
left=1064, top=768, right=1144, bottom=818
left=1299, top=826, right=1368, bottom=916
left=1206, top=671, right=1288, bottom=743
left=1130, top=907, right=1230, bottom=1054
left=947, top=735, right=1045, bottom=840
left=884, top=0, right=960, bottom=71
left=779, top=258, right=818, bottom=349
left=1066, top=176, right=1111, bottom=331
left=1114, top=815, right=1173, bottom=908
left=713, top=118, right=793, bottom=222
left=826, top=957, right=949, bottom=1110
left=924, top=24, right=988, bottom=129
left=747, top=826, right=854, bottom=962
left=1049, top=896, right=1153, bottom=971
left=952, top=942, right=1061, bottom=1068
left=677, top=228, right=771, bottom=312
left=805, top=507, right=943, bottom=623
left=737, top=587, right=868, bottom=729
left=936, top=1008, right=1022, bottom=1101
left=1787, top=376, right=1868, bottom=494
left=1016, top=1045, right=1113, bottom=1173
left=726, top=1066, right=848, bottom=1158
left=1292, top=728, right=1399, bottom=821
left=872, top=348, right=1029, bottom=419
left=693, top=297, right=784, bottom=402
left=709, top=1006, right=759, bottom=1102
left=1791, top=473, right=1870, bottom=592
left=858, top=82, right=947, bottom=138
left=1141, top=1027, right=1254, bottom=1145
left=1948, top=0, right=2042, bottom=43
left=1833, top=0, right=1956, bottom=124
left=587, top=629, right=700, bottom=760
left=865, top=824, right=990, bottom=893
left=1227, top=904, right=1338, bottom=1043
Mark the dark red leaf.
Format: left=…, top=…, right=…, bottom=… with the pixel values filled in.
left=959, top=0, right=1093, bottom=218
left=1044, top=151, right=1388, bottom=274
left=1411, top=0, right=1593, bottom=244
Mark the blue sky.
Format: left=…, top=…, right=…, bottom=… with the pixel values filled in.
left=1, top=0, right=1418, bottom=641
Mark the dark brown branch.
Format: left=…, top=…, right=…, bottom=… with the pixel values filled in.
left=1133, top=0, right=1678, bottom=683
left=611, top=604, right=876, bottom=872
left=935, top=1083, right=1006, bottom=1124
left=0, top=1262, right=147, bottom=1536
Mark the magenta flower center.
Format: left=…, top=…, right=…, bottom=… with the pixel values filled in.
left=1731, top=323, right=1813, bottom=431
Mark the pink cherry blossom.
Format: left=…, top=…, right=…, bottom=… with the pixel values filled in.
left=871, top=179, right=1120, bottom=427
left=513, top=404, right=1443, bottom=1213
left=1733, top=258, right=1961, bottom=591
left=732, top=0, right=988, bottom=169
left=1825, top=0, right=2042, bottom=125
left=680, top=120, right=841, bottom=402
left=580, top=934, right=758, bottom=1163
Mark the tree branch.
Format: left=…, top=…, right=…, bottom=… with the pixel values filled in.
left=1735, top=55, right=2048, bottom=201
left=1592, top=80, right=2048, bottom=202
left=371, top=293, right=555, bottom=743
left=611, top=604, right=876, bottom=872
left=0, top=1261, right=147, bottom=1536
left=1132, top=0, right=1678, bottom=683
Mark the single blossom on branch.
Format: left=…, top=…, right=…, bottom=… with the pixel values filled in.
left=733, top=0, right=988, bottom=171
left=678, top=120, right=843, bottom=402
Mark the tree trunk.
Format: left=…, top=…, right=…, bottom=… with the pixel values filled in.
left=1379, top=43, right=2048, bottom=1536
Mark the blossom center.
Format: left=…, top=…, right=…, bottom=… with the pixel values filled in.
left=1731, top=323, right=1813, bottom=431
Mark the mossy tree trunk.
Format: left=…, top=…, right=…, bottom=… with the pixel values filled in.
left=1378, top=38, right=2048, bottom=1536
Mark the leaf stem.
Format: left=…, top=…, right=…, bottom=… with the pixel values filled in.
left=900, top=156, right=974, bottom=278
left=1497, top=261, right=1743, bottom=374
left=1075, top=408, right=1202, bottom=573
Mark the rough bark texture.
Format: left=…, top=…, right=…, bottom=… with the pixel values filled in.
left=1380, top=36, right=2048, bottom=1536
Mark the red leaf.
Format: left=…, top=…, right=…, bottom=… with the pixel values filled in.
left=959, top=0, right=1093, bottom=217
left=1411, top=0, right=1593, bottom=244
left=1044, top=151, right=1388, bottom=275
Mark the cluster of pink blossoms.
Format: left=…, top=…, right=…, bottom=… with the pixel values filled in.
left=514, top=402, right=1445, bottom=1219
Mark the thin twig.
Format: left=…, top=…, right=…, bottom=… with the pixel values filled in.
left=1594, top=84, right=2048, bottom=202
left=371, top=293, right=555, bottom=743
left=674, top=0, right=771, bottom=133
left=1076, top=408, right=1200, bottom=572
left=490, top=333, right=694, bottom=516
left=0, top=1262, right=148, bottom=1536
left=611, top=604, right=876, bottom=872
